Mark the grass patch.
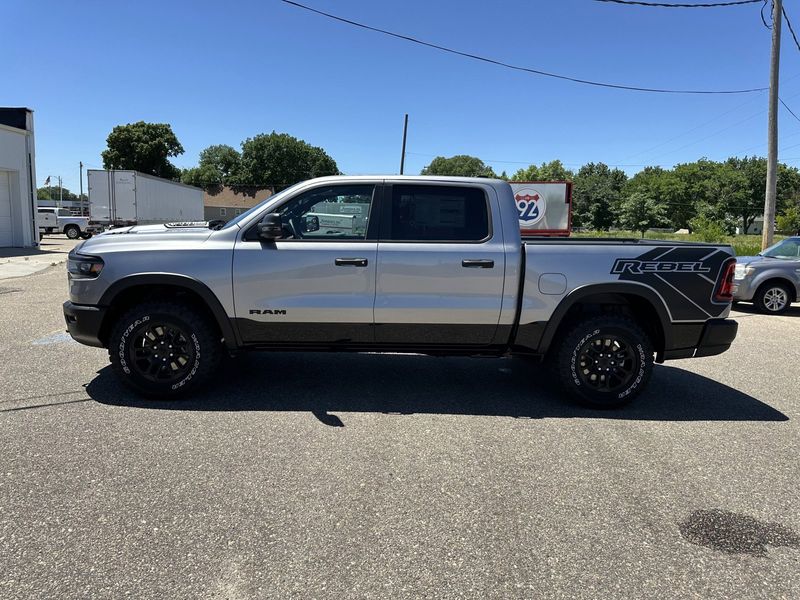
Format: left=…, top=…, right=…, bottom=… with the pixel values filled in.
left=573, top=231, right=781, bottom=257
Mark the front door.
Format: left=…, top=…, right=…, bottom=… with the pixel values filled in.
left=232, top=183, right=379, bottom=344
left=374, top=183, right=506, bottom=345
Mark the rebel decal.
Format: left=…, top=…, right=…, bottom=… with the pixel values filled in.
left=611, top=259, right=711, bottom=275
left=612, top=246, right=730, bottom=321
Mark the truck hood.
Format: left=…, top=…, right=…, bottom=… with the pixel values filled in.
left=735, top=255, right=763, bottom=267
left=736, top=255, right=799, bottom=267
left=76, top=222, right=214, bottom=253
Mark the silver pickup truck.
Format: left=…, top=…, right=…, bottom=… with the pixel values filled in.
left=63, top=176, right=738, bottom=408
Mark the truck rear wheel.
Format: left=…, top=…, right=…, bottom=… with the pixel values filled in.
left=64, top=225, right=80, bottom=239
left=108, top=301, right=222, bottom=398
left=556, top=315, right=653, bottom=409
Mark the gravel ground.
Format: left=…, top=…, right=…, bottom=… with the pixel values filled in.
left=1, top=265, right=798, bottom=599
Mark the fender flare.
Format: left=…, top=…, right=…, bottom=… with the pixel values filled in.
left=536, top=282, right=673, bottom=355
left=98, top=273, right=240, bottom=350
left=750, top=272, right=798, bottom=302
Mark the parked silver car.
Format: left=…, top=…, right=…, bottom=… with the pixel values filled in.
left=733, top=237, right=800, bottom=314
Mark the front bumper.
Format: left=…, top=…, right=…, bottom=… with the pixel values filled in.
left=732, top=276, right=758, bottom=301
left=63, top=301, right=107, bottom=348
left=663, top=318, right=738, bottom=360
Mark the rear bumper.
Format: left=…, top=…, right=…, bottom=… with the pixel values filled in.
left=663, top=318, right=738, bottom=360
left=63, top=301, right=106, bottom=348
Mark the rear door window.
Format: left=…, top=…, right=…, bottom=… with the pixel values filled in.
left=386, top=185, right=489, bottom=242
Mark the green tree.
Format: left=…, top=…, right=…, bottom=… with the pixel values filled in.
left=668, top=159, right=721, bottom=230
left=182, top=144, right=241, bottom=188
left=571, top=162, right=627, bottom=230
left=690, top=207, right=727, bottom=243
left=37, top=186, right=78, bottom=201
left=777, top=205, right=800, bottom=233
left=101, top=121, right=184, bottom=180
left=420, top=155, right=496, bottom=178
left=237, top=132, right=339, bottom=187
left=625, top=166, right=685, bottom=229
left=511, top=160, right=574, bottom=182
left=619, top=192, right=667, bottom=237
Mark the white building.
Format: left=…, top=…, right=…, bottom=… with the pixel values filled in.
left=736, top=216, right=763, bottom=236
left=0, top=108, right=37, bottom=248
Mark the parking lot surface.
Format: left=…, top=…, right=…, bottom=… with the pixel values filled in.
left=1, top=256, right=798, bottom=599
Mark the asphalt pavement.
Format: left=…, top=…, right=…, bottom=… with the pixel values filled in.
left=1, top=258, right=798, bottom=599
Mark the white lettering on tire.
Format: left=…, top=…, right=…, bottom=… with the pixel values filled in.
left=570, top=328, right=600, bottom=387
left=171, top=333, right=201, bottom=391
left=617, top=343, right=646, bottom=399
left=118, top=316, right=149, bottom=375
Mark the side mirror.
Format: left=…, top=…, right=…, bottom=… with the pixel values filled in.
left=257, top=213, right=283, bottom=240
left=301, top=215, right=319, bottom=233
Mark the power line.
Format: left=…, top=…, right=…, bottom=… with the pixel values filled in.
left=595, top=0, right=762, bottom=7
left=619, top=95, right=763, bottom=161
left=782, top=5, right=800, bottom=52
left=280, top=0, right=767, bottom=95
left=780, top=97, right=800, bottom=123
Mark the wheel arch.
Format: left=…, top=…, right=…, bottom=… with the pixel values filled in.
left=537, top=283, right=672, bottom=359
left=97, top=274, right=239, bottom=350
left=754, top=275, right=797, bottom=303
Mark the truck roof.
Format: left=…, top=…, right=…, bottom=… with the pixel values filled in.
left=302, top=175, right=511, bottom=188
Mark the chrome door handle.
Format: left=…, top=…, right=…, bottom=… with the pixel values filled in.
left=335, top=258, right=368, bottom=267
left=462, top=259, right=494, bottom=268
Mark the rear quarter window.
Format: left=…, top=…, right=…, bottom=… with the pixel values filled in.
left=387, top=185, right=490, bottom=242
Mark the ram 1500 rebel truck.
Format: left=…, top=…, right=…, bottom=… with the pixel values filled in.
left=63, top=176, right=738, bottom=407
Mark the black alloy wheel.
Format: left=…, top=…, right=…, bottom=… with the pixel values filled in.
left=130, top=322, right=195, bottom=383
left=574, top=333, right=638, bottom=393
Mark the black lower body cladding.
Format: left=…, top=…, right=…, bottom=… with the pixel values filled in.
left=63, top=301, right=106, bottom=348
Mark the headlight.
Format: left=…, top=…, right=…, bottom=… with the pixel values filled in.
left=67, top=254, right=104, bottom=279
left=733, top=264, right=755, bottom=280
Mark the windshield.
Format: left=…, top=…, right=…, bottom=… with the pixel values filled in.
left=761, top=238, right=800, bottom=259
left=220, top=183, right=305, bottom=230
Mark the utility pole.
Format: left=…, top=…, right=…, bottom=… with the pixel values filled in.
left=763, top=0, right=782, bottom=250
left=58, top=176, right=63, bottom=210
left=399, top=113, right=409, bottom=175
left=79, top=161, right=84, bottom=216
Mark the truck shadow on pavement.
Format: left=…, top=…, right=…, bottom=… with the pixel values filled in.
left=86, top=353, right=788, bottom=424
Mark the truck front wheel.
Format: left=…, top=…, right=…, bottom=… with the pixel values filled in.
left=108, top=302, right=222, bottom=398
left=64, top=225, right=80, bottom=239
left=555, top=315, right=653, bottom=408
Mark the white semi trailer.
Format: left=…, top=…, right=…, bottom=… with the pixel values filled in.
left=88, top=170, right=203, bottom=227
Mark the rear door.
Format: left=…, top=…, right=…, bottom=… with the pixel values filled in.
left=232, top=183, right=380, bottom=344
left=374, top=183, right=506, bottom=345
left=112, top=171, right=137, bottom=222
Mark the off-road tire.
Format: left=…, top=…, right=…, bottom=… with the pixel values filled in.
left=108, top=301, right=222, bottom=398
left=556, top=315, right=653, bottom=409
left=753, top=281, right=792, bottom=314
left=64, top=225, right=80, bottom=240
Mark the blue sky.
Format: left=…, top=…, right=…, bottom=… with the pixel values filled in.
left=4, top=0, right=800, bottom=192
